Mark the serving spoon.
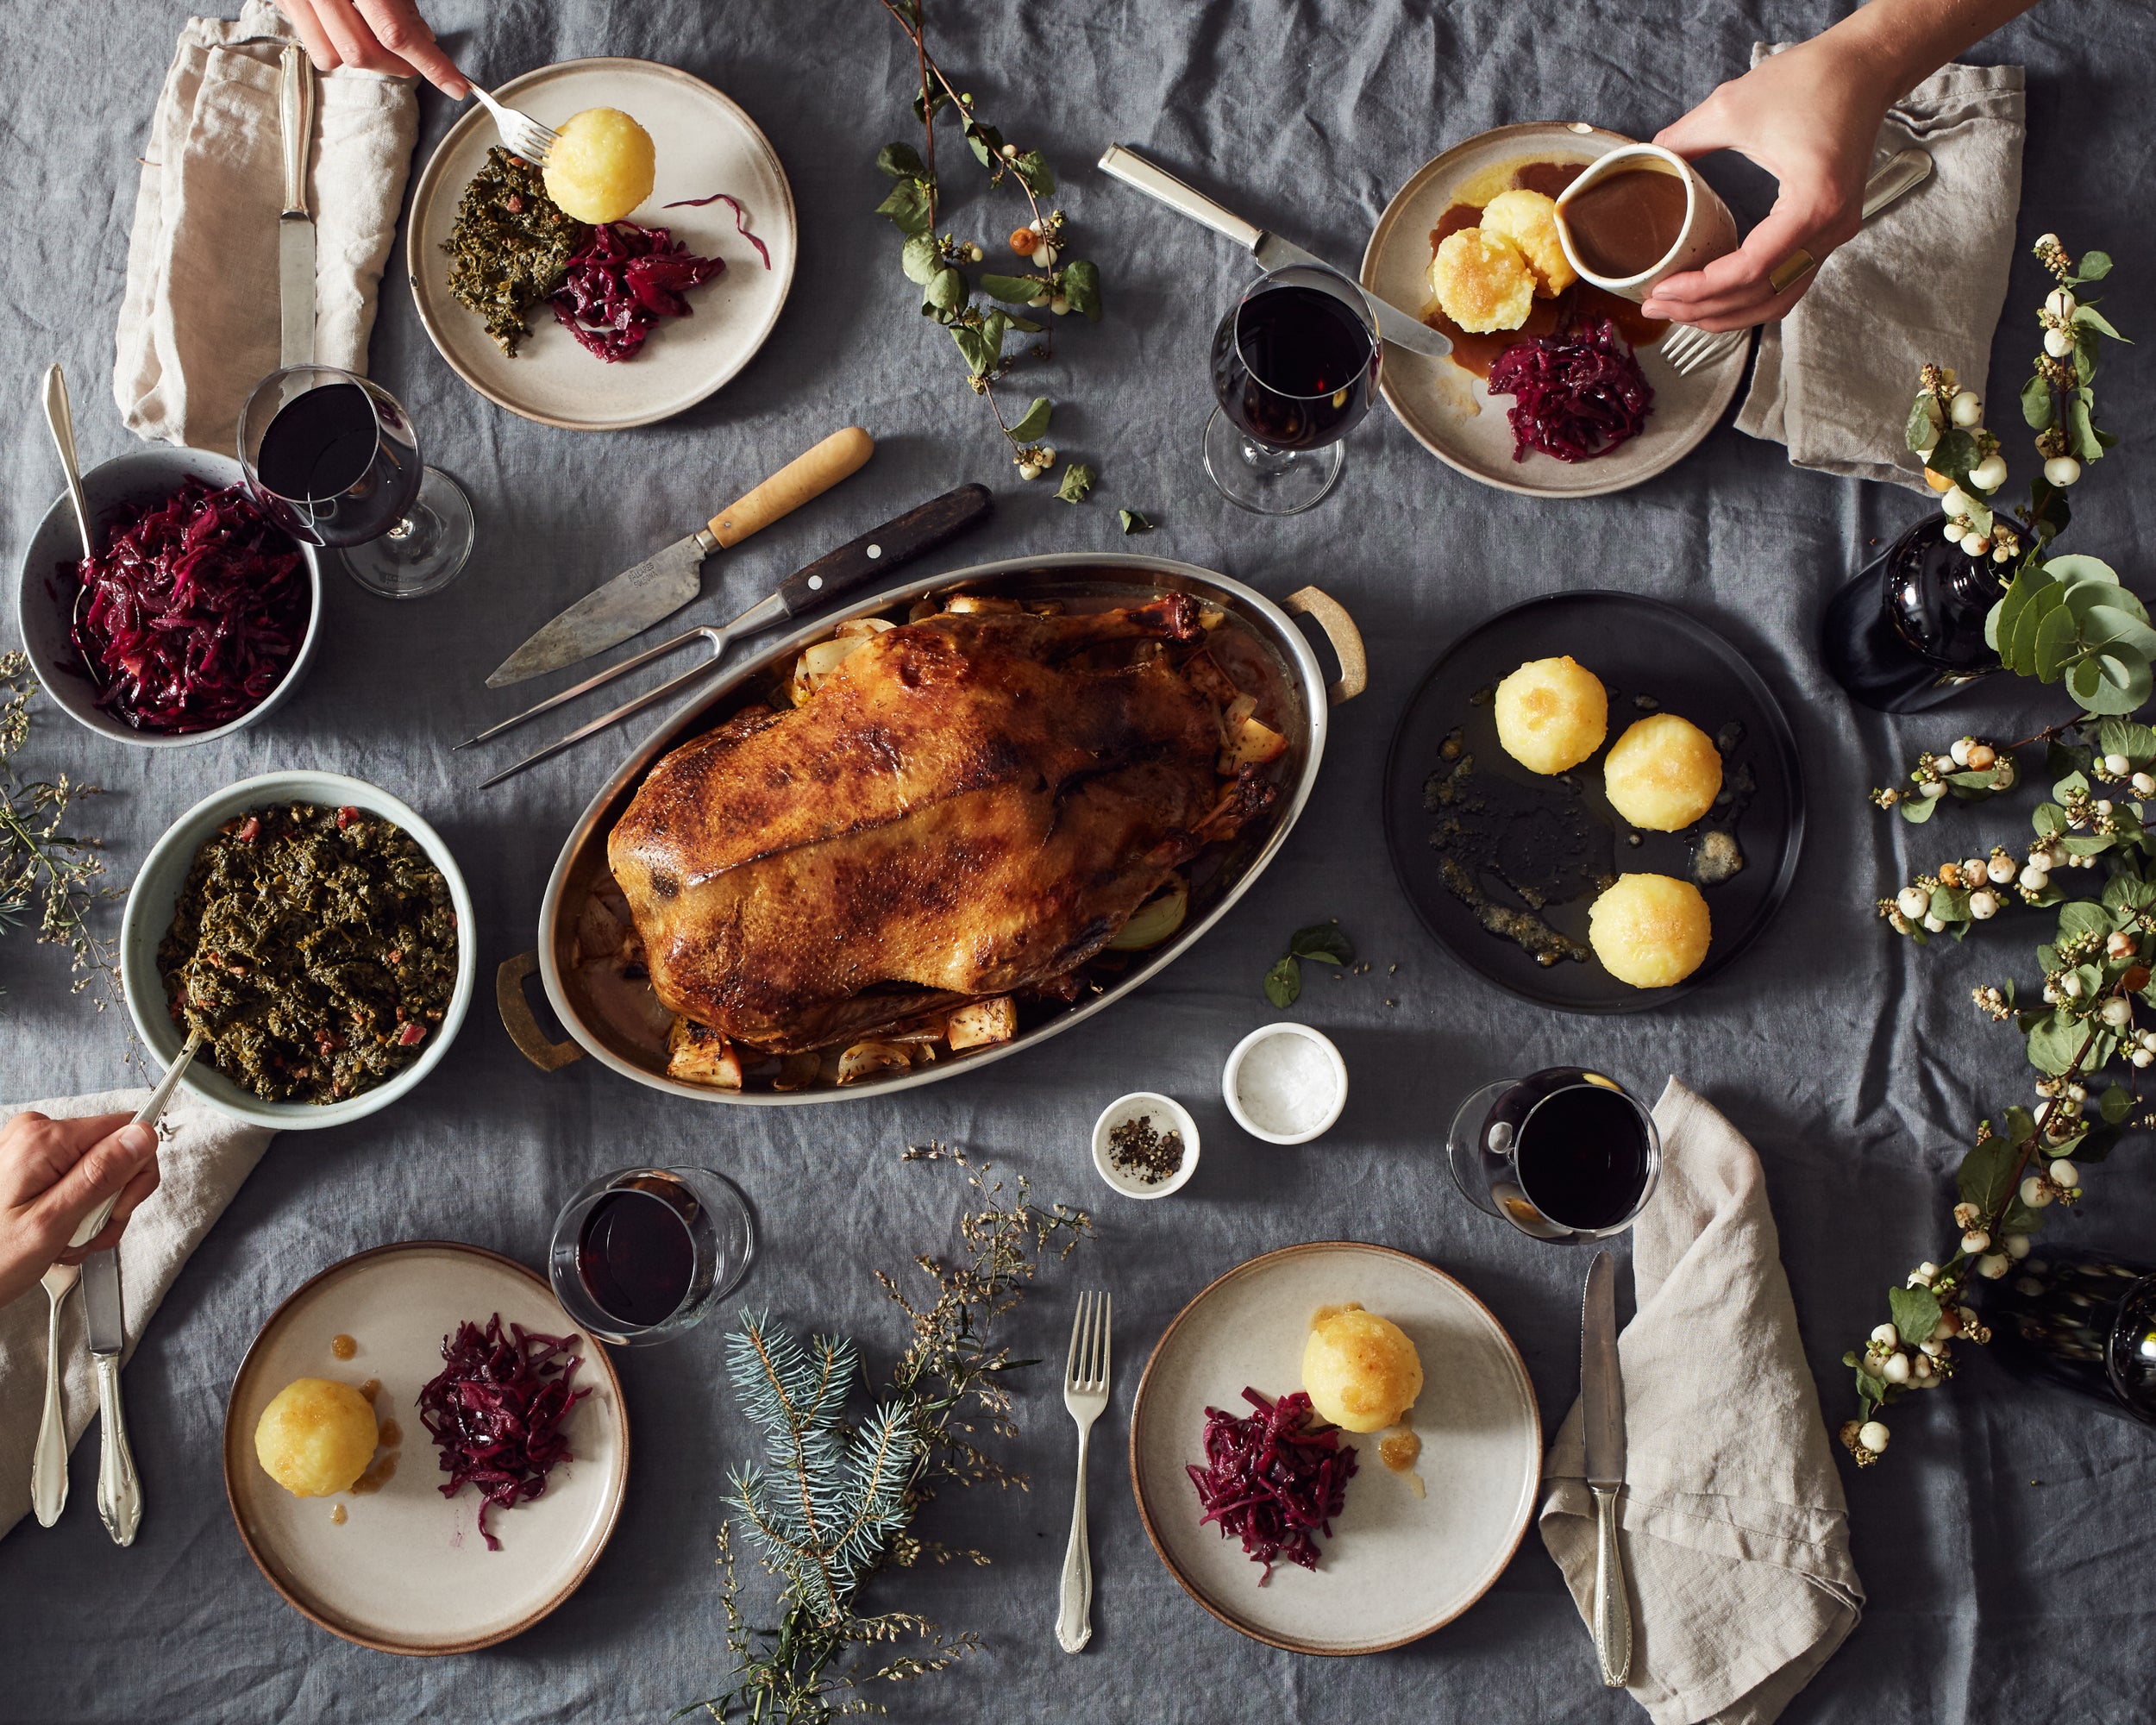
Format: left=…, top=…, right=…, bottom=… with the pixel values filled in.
left=41, top=363, right=95, bottom=561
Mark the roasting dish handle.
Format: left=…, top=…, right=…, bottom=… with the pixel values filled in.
left=1282, top=586, right=1367, bottom=706
left=498, top=952, right=586, bottom=1072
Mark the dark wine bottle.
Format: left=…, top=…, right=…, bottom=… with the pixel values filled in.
left=1821, top=516, right=2007, bottom=713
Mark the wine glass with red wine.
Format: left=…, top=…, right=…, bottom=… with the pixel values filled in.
left=238, top=365, right=475, bottom=599
left=548, top=1166, right=755, bottom=1346
left=1445, top=1068, right=1661, bottom=1243
left=1205, top=262, right=1381, bottom=515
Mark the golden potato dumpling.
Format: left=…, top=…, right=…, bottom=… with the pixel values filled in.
left=1302, top=1305, right=1424, bottom=1433
left=254, top=1378, right=378, bottom=1498
left=1495, top=656, right=1608, bottom=775
left=1477, top=189, right=1576, bottom=298
left=542, top=108, right=656, bottom=223
left=1428, top=227, right=1536, bottom=333
left=1603, top=712, right=1723, bottom=831
left=1589, top=873, right=1713, bottom=989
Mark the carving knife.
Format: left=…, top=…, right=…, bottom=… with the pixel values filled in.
left=487, top=427, right=876, bottom=687
left=277, top=45, right=317, bottom=367
left=83, top=1248, right=143, bottom=1546
left=1582, top=1250, right=1633, bottom=1688
left=1097, top=145, right=1451, bottom=361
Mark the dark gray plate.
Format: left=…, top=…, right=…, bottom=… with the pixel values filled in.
left=1382, top=592, right=1804, bottom=1013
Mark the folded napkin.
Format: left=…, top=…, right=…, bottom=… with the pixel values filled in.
left=1539, top=1080, right=1863, bottom=1725
left=1735, top=50, right=2025, bottom=492
left=0, top=1089, right=273, bottom=1543
left=115, top=0, right=418, bottom=452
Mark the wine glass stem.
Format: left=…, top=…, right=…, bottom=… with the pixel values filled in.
left=1241, top=437, right=1299, bottom=475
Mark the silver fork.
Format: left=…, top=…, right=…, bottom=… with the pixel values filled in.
left=1056, top=1289, right=1111, bottom=1653
left=1660, top=148, right=1935, bottom=377
left=469, top=86, right=558, bottom=165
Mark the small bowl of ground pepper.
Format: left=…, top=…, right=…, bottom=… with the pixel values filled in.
left=1091, top=1092, right=1200, bottom=1201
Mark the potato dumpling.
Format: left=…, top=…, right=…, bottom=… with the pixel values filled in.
left=254, top=1377, right=378, bottom=1498
left=1477, top=189, right=1576, bottom=298
left=1428, top=227, right=1536, bottom=333
left=1602, top=712, right=1723, bottom=831
left=1589, top=873, right=1712, bottom=989
left=1495, top=655, right=1608, bottom=775
left=542, top=108, right=656, bottom=223
left=1303, top=1304, right=1424, bottom=1434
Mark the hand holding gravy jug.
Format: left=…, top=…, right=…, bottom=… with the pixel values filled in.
left=1553, top=143, right=1738, bottom=302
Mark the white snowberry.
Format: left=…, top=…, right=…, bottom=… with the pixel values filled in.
left=1923, top=913, right=1947, bottom=932
left=1896, top=886, right=1930, bottom=919
left=1911, top=1352, right=1934, bottom=1380
left=2044, top=326, right=2077, bottom=359
left=1969, top=891, right=2000, bottom=920
left=1961, top=857, right=1986, bottom=881
left=1962, top=1228, right=1991, bottom=1255
left=2021, top=1176, right=2056, bottom=1208
left=2109, top=931, right=2136, bottom=958
left=1871, top=1323, right=1901, bottom=1347
left=1950, top=738, right=1973, bottom=766
left=2049, top=1158, right=2079, bottom=1188
left=1920, top=781, right=1948, bottom=800
left=2045, top=455, right=2083, bottom=487
left=1949, top=389, right=1984, bottom=427
left=2136, top=774, right=2156, bottom=796
left=2005, top=1234, right=2032, bottom=1259
left=2135, top=1048, right=2154, bottom=1069
left=1882, top=1351, right=1913, bottom=1383
left=2096, top=800, right=2114, bottom=816
left=2046, top=288, right=2078, bottom=319
left=1971, top=454, right=2009, bottom=492
left=1858, top=1421, right=1891, bottom=1454
left=2103, top=997, right=2134, bottom=1026
left=2061, top=974, right=2084, bottom=998
left=1988, top=856, right=2017, bottom=883
left=1977, top=1252, right=2011, bottom=1279
left=2106, top=753, right=2133, bottom=776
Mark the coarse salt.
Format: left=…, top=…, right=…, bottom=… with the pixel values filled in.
left=1235, top=1033, right=1338, bottom=1138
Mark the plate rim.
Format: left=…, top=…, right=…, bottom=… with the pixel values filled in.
left=1360, top=121, right=1748, bottom=499
left=405, top=55, right=798, bottom=432
left=1125, top=1239, right=1542, bottom=1656
left=221, top=1239, right=630, bottom=1656
left=1380, top=588, right=1808, bottom=1014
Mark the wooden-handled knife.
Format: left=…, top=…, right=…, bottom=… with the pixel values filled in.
left=486, top=425, right=875, bottom=687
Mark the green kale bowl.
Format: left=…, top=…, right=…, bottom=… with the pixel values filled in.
left=121, top=771, right=477, bottom=1130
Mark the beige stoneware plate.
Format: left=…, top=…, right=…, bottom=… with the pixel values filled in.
left=1363, top=122, right=1748, bottom=498
left=224, top=1241, right=629, bottom=1654
left=408, top=58, right=795, bottom=430
left=1130, top=1241, right=1540, bottom=1654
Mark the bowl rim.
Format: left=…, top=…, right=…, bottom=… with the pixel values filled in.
left=1220, top=1021, right=1349, bottom=1145
left=120, top=771, right=478, bottom=1130
left=15, top=448, right=324, bottom=750
left=1091, top=1089, right=1200, bottom=1200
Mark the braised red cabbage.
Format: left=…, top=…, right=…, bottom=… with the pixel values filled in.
left=548, top=221, right=725, bottom=362
left=417, top=1313, right=590, bottom=1552
left=661, top=191, right=773, bottom=270
left=64, top=479, right=308, bottom=734
left=1487, top=314, right=1654, bottom=462
left=1186, top=1387, right=1357, bottom=1584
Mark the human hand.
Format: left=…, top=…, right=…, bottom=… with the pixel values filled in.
left=0, top=1112, right=162, bottom=1310
left=1641, top=36, right=1890, bottom=331
left=275, top=0, right=470, bottom=97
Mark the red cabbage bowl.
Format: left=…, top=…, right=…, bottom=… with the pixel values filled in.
left=14, top=448, right=323, bottom=748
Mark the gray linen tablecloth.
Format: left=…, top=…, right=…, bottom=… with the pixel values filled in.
left=2, top=2, right=2152, bottom=1720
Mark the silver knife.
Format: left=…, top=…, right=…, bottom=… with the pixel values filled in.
left=1582, top=1250, right=1632, bottom=1688
left=487, top=426, right=875, bottom=686
left=277, top=44, right=317, bottom=369
left=83, top=1248, right=143, bottom=1547
left=1097, top=145, right=1451, bottom=361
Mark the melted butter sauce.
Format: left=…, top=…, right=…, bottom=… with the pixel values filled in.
left=330, top=1502, right=348, bottom=1526
left=1381, top=1415, right=1427, bottom=1499
left=329, top=1334, right=357, bottom=1361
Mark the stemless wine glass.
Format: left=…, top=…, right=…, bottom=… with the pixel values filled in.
left=1204, top=261, right=1381, bottom=516
left=547, top=1165, right=755, bottom=1347
left=239, top=365, right=475, bottom=599
left=1445, top=1068, right=1662, bottom=1244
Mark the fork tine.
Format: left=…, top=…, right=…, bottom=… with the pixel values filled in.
left=1098, top=1292, right=1112, bottom=1390
left=1065, top=1291, right=1089, bottom=1386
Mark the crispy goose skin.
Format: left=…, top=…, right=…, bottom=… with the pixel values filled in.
left=609, top=596, right=1275, bottom=1052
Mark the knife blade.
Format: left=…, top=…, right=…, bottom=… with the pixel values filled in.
left=83, top=1247, right=142, bottom=1546
left=1581, top=1249, right=1632, bottom=1687
left=84, top=1248, right=123, bottom=1356
left=277, top=45, right=317, bottom=369
left=487, top=426, right=876, bottom=687
left=1097, top=145, right=1451, bottom=361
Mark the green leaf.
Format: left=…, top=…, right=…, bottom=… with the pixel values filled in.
left=964, top=122, right=1005, bottom=167
left=1263, top=955, right=1301, bottom=1008
left=1004, top=312, right=1045, bottom=333
left=2021, top=372, right=2056, bottom=430
left=2057, top=900, right=2110, bottom=941
left=1890, top=1284, right=1944, bottom=1350
left=2008, top=579, right=2064, bottom=674
left=2074, top=304, right=2126, bottom=341
left=875, top=141, right=927, bottom=179
left=923, top=266, right=968, bottom=317
left=1900, top=793, right=1939, bottom=824
left=2079, top=605, right=2156, bottom=661
left=1929, top=426, right=1979, bottom=486
left=2092, top=655, right=2153, bottom=714
left=2068, top=656, right=2109, bottom=707
left=1060, top=260, right=1102, bottom=323
left=2026, top=1009, right=2086, bottom=1075
left=2075, top=250, right=2114, bottom=281
left=1118, top=509, right=1154, bottom=535
left=1906, top=396, right=1941, bottom=453
left=874, top=179, right=934, bottom=235
left=1289, top=923, right=1355, bottom=965
left=1006, top=396, right=1051, bottom=442
left=1056, top=462, right=1094, bottom=504
left=1012, top=150, right=1055, bottom=197
left=2068, top=396, right=2104, bottom=463
left=2035, top=602, right=2084, bottom=681
left=2102, top=1083, right=2134, bottom=1126
left=976, top=272, right=1045, bottom=304
left=1984, top=594, right=2010, bottom=654
left=2005, top=1105, right=2040, bottom=1145
left=2000, top=1197, right=2047, bottom=1235
left=899, top=231, right=943, bottom=285
left=2035, top=800, right=2069, bottom=838
left=950, top=322, right=998, bottom=376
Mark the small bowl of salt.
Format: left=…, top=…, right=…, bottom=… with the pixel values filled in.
left=1222, top=1023, right=1348, bottom=1145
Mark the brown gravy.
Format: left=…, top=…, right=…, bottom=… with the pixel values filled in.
left=1557, top=166, right=1689, bottom=281
left=330, top=1502, right=348, bottom=1526
left=351, top=1452, right=398, bottom=1495
left=329, top=1334, right=357, bottom=1361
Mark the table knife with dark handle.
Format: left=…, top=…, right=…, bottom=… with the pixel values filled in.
left=1582, top=1249, right=1632, bottom=1687
left=83, top=1247, right=141, bottom=1547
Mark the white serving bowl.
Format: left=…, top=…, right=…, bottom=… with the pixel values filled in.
left=1091, top=1091, right=1200, bottom=1200
left=16, top=448, right=323, bottom=747
left=1221, top=1022, right=1349, bottom=1145
left=121, top=772, right=477, bottom=1130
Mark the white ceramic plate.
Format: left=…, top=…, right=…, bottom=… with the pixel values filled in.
left=1363, top=122, right=1749, bottom=498
left=407, top=58, right=795, bottom=430
left=1130, top=1242, right=1540, bottom=1654
left=223, top=1242, right=629, bottom=1654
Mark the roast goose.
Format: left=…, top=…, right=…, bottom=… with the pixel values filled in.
left=606, top=593, right=1280, bottom=1066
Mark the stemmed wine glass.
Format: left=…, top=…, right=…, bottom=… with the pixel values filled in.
left=1204, top=261, right=1381, bottom=516
left=238, top=365, right=475, bottom=599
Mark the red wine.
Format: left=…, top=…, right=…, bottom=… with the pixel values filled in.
left=576, top=1187, right=696, bottom=1327
left=1212, top=283, right=1376, bottom=450
left=1821, top=518, right=2002, bottom=712
left=256, top=382, right=379, bottom=501
left=1489, top=1068, right=1651, bottom=1231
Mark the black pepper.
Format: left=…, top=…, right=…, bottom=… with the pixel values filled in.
left=1106, top=1113, right=1186, bottom=1184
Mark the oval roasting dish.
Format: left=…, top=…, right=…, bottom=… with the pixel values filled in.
left=507, top=553, right=1364, bottom=1104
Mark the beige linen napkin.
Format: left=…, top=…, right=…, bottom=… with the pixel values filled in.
left=1539, top=1080, right=1862, bottom=1725
left=1735, top=50, right=2025, bottom=492
left=0, top=1089, right=273, bottom=1542
left=115, top=0, right=418, bottom=452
